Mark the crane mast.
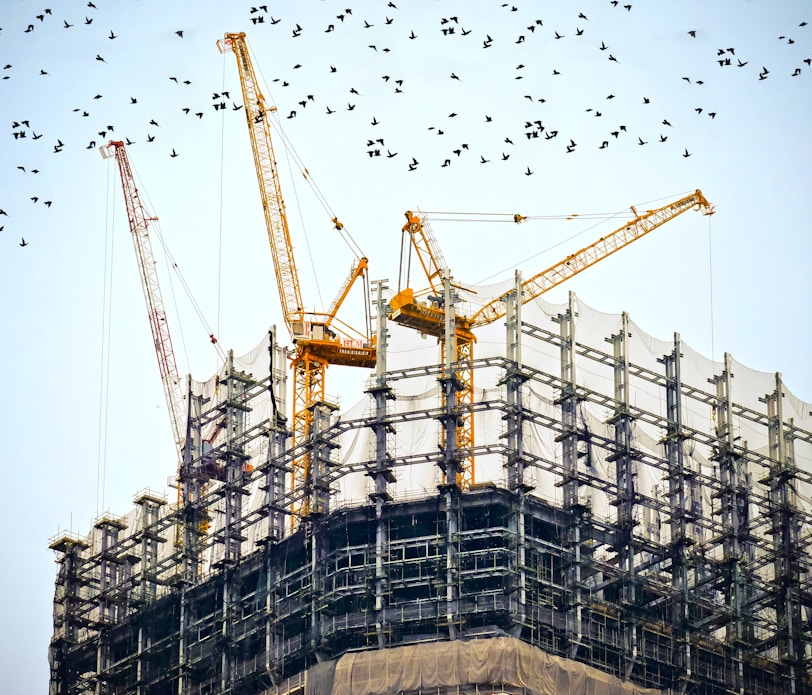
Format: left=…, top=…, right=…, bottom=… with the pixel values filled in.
left=216, top=33, right=303, bottom=336
left=391, top=190, right=715, bottom=489
left=100, top=140, right=185, bottom=459
left=219, top=32, right=376, bottom=518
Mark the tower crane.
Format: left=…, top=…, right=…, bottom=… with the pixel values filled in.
left=391, top=190, right=715, bottom=488
left=217, top=32, right=376, bottom=517
left=100, top=140, right=186, bottom=461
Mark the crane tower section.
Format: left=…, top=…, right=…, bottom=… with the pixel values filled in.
left=392, top=190, right=714, bottom=489
left=100, top=140, right=186, bottom=458
left=219, top=32, right=376, bottom=520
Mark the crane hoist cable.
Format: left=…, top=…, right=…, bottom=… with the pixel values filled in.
left=100, top=140, right=226, bottom=455
left=219, top=31, right=377, bottom=523
left=392, top=190, right=715, bottom=490
left=248, top=37, right=366, bottom=263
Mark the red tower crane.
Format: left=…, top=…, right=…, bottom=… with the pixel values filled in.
left=100, top=140, right=186, bottom=460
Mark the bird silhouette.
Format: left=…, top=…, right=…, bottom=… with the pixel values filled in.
left=175, top=30, right=184, bottom=38
left=170, top=149, right=179, bottom=158
left=20, top=238, right=28, bottom=247
left=95, top=54, right=106, bottom=62
left=682, top=148, right=691, bottom=158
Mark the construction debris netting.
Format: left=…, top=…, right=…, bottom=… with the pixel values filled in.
left=309, top=636, right=662, bottom=695
left=80, top=289, right=812, bottom=599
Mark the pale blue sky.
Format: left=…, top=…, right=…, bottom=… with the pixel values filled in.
left=1, top=1, right=810, bottom=691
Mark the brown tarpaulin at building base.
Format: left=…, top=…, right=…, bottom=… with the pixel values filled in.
left=306, top=636, right=662, bottom=695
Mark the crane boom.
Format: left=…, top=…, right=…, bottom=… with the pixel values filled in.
left=472, top=189, right=714, bottom=328
left=220, top=31, right=376, bottom=520
left=217, top=32, right=303, bottom=337
left=392, top=189, right=714, bottom=489
left=100, top=140, right=185, bottom=457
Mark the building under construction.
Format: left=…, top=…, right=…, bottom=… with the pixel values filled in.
left=48, top=282, right=812, bottom=694
left=49, top=33, right=812, bottom=695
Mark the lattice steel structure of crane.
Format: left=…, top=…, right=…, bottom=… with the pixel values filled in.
left=391, top=190, right=714, bottom=489
left=218, top=32, right=376, bottom=519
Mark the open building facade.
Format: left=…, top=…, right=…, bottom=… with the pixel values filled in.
left=49, top=287, right=812, bottom=694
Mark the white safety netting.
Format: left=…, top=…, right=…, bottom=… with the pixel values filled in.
left=78, top=289, right=812, bottom=591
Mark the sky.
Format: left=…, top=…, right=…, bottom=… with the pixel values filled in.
left=0, top=0, right=810, bottom=691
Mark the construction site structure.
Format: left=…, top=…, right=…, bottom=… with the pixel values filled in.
left=217, top=31, right=376, bottom=519
left=391, top=191, right=714, bottom=490
left=49, top=282, right=812, bottom=694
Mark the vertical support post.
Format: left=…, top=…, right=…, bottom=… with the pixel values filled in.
left=554, top=292, right=588, bottom=659
left=179, top=374, right=204, bottom=582
left=503, top=272, right=530, bottom=633
left=261, top=329, right=288, bottom=683
left=437, top=271, right=461, bottom=638
left=761, top=374, right=803, bottom=693
left=132, top=492, right=165, bottom=694
left=660, top=333, right=693, bottom=689
left=366, top=280, right=395, bottom=647
left=95, top=517, right=127, bottom=625
left=217, top=349, right=255, bottom=691
left=607, top=313, right=639, bottom=679
left=265, top=326, right=290, bottom=543
left=49, top=536, right=90, bottom=695
left=709, top=353, right=750, bottom=695
left=177, top=374, right=202, bottom=695
left=133, top=492, right=166, bottom=604
left=308, top=402, right=338, bottom=518
left=263, top=541, right=282, bottom=683
left=94, top=516, right=126, bottom=695
left=306, top=401, right=337, bottom=659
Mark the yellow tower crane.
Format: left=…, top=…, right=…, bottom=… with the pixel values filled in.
left=217, top=32, right=376, bottom=517
left=390, top=190, right=715, bottom=488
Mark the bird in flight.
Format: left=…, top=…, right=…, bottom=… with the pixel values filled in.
left=20, top=238, right=28, bottom=247
left=175, top=30, right=184, bottom=38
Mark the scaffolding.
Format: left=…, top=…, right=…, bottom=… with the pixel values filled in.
left=49, top=287, right=812, bottom=694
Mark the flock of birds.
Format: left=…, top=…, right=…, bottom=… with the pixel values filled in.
left=1, top=1, right=809, bottom=250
